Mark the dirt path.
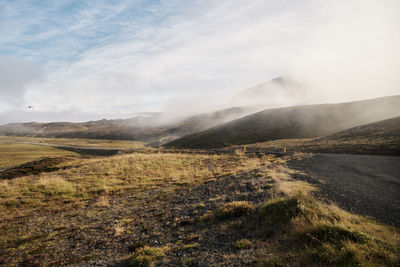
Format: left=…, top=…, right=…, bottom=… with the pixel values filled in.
left=288, top=153, right=400, bottom=227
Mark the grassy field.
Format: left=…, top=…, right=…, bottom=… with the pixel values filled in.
left=0, top=142, right=79, bottom=169
left=0, top=149, right=398, bottom=266
left=237, top=134, right=400, bottom=155
left=0, top=153, right=263, bottom=214
left=0, top=136, right=146, bottom=149
left=0, top=135, right=147, bottom=170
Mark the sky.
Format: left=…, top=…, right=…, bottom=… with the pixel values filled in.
left=0, top=0, right=399, bottom=124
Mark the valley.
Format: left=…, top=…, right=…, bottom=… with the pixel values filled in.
left=1, top=134, right=399, bottom=265
left=1, top=95, right=399, bottom=266
left=2, top=2, right=399, bottom=265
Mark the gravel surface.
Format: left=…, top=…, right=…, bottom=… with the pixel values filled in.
left=288, top=153, right=400, bottom=227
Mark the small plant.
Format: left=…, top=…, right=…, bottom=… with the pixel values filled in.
left=175, top=216, right=195, bottom=226
left=301, top=224, right=370, bottom=246
left=235, top=239, right=252, bottom=249
left=196, top=203, right=205, bottom=208
left=200, top=210, right=215, bottom=222
left=185, top=233, right=200, bottom=241
left=220, top=201, right=255, bottom=218
left=128, top=246, right=165, bottom=266
left=258, top=197, right=299, bottom=227
left=171, top=243, right=199, bottom=252
left=38, top=175, right=76, bottom=197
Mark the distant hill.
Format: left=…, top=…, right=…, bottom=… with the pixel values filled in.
left=0, top=122, right=88, bottom=136
left=231, top=76, right=307, bottom=109
left=321, top=116, right=400, bottom=143
left=0, top=107, right=252, bottom=145
left=312, top=116, right=400, bottom=155
left=240, top=116, right=400, bottom=156
left=166, top=95, right=400, bottom=148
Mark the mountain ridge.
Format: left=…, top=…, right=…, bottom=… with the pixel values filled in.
left=166, top=95, right=400, bottom=148
left=0, top=106, right=253, bottom=145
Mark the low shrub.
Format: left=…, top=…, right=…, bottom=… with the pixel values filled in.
left=258, top=197, right=299, bottom=227
left=128, top=246, right=165, bottom=266
left=220, top=201, right=256, bottom=218
left=235, top=239, right=252, bottom=249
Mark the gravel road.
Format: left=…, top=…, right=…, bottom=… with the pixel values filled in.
left=288, top=154, right=400, bottom=227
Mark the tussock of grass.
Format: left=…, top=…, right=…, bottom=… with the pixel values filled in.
left=127, top=246, right=166, bottom=266
left=185, top=233, right=200, bottom=242
left=258, top=197, right=299, bottom=227
left=235, top=239, right=252, bottom=249
left=298, top=223, right=399, bottom=266
left=292, top=198, right=400, bottom=266
left=200, top=210, right=215, bottom=222
left=171, top=243, right=200, bottom=252
left=38, top=175, right=76, bottom=197
left=220, top=201, right=256, bottom=218
left=258, top=168, right=400, bottom=267
left=300, top=224, right=371, bottom=245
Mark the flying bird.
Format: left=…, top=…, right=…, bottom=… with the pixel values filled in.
left=27, top=106, right=34, bottom=109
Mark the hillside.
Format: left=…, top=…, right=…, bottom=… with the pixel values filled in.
left=310, top=116, right=400, bottom=155
left=0, top=107, right=251, bottom=145
left=240, top=116, right=400, bottom=156
left=167, top=95, right=400, bottom=148
left=321, top=116, right=400, bottom=142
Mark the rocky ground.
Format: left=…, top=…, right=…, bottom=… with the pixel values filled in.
left=1, top=160, right=277, bottom=266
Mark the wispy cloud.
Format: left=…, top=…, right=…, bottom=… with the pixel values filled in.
left=0, top=0, right=399, bottom=123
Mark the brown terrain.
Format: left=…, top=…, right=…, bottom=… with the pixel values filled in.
left=167, top=95, right=400, bottom=149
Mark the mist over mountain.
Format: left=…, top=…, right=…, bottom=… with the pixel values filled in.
left=167, top=95, right=400, bottom=148
left=0, top=106, right=253, bottom=145
left=321, top=116, right=400, bottom=143
left=230, top=77, right=307, bottom=109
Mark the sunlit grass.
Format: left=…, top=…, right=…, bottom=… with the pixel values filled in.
left=0, top=142, right=79, bottom=169
left=0, top=152, right=269, bottom=215
left=1, top=150, right=398, bottom=266
left=0, top=135, right=146, bottom=149
left=258, top=162, right=400, bottom=266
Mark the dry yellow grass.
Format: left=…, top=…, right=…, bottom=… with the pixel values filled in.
left=220, top=201, right=256, bottom=217
left=0, top=151, right=271, bottom=265
left=0, top=142, right=79, bottom=169
left=0, top=135, right=145, bottom=149
left=1, top=149, right=398, bottom=266
left=240, top=136, right=400, bottom=155
left=0, top=152, right=268, bottom=217
left=258, top=160, right=400, bottom=266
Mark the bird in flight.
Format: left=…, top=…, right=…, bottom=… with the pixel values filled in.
left=27, top=106, right=33, bottom=109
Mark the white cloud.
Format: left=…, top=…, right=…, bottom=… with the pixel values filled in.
left=0, top=56, right=43, bottom=110
left=0, top=0, right=399, bottom=123
left=288, top=0, right=400, bottom=103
